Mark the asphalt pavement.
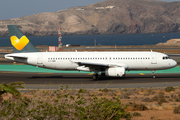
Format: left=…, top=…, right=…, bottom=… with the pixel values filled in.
left=0, top=51, right=180, bottom=89
left=0, top=72, right=180, bottom=89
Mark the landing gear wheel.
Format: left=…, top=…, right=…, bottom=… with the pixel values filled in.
left=152, top=70, right=156, bottom=79
left=92, top=74, right=98, bottom=80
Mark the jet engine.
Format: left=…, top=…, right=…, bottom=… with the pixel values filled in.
left=105, top=67, right=125, bottom=77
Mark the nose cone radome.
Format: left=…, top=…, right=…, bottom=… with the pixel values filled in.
left=171, top=60, right=177, bottom=68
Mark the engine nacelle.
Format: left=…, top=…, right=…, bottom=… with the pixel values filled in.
left=105, top=67, right=125, bottom=77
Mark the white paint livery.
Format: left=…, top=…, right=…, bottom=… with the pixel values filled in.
left=5, top=51, right=177, bottom=79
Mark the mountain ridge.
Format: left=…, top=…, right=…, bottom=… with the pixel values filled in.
left=0, top=0, right=180, bottom=37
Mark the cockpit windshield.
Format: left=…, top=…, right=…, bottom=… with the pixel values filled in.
left=163, top=56, right=170, bottom=60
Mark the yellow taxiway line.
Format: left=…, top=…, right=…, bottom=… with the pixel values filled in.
left=139, top=73, right=145, bottom=75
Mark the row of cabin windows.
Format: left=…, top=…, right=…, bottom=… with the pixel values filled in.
left=48, top=57, right=151, bottom=60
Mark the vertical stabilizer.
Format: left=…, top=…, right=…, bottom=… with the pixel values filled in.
left=7, top=25, right=40, bottom=53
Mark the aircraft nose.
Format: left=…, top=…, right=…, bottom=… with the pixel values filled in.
left=171, top=60, right=177, bottom=67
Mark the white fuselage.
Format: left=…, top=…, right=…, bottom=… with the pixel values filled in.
left=5, top=51, right=177, bottom=72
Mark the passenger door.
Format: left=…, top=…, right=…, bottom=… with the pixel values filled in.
left=151, top=53, right=157, bottom=64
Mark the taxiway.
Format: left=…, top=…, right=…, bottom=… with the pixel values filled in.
left=0, top=71, right=180, bottom=89
left=0, top=52, right=180, bottom=89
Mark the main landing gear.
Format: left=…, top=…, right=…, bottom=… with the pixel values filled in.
left=152, top=70, right=156, bottom=79
left=92, top=73, right=99, bottom=80
left=92, top=71, right=100, bottom=80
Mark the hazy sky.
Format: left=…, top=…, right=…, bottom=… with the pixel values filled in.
left=0, top=0, right=179, bottom=20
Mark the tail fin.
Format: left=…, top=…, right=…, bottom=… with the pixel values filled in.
left=7, top=25, right=40, bottom=53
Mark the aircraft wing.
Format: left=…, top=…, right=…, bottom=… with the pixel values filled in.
left=76, top=62, right=121, bottom=67
left=75, top=61, right=127, bottom=71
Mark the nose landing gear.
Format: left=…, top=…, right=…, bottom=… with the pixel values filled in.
left=152, top=70, right=156, bottom=78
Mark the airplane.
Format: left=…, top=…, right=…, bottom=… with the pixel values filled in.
left=4, top=25, right=177, bottom=80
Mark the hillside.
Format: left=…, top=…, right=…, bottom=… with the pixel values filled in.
left=0, top=0, right=180, bottom=37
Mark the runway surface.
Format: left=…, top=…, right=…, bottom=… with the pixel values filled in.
left=0, top=71, right=180, bottom=89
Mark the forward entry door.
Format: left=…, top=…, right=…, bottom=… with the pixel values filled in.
left=151, top=53, right=157, bottom=64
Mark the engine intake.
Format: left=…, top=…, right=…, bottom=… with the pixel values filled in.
left=105, top=67, right=125, bottom=77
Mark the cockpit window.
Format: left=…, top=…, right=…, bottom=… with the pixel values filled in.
left=163, top=56, right=170, bottom=60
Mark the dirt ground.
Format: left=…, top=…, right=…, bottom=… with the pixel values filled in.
left=131, top=110, right=180, bottom=120
left=2, top=87, right=180, bottom=120
left=120, top=88, right=180, bottom=120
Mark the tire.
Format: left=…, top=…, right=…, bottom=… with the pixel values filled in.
left=92, top=74, right=98, bottom=80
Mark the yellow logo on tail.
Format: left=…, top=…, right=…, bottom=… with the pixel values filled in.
left=10, top=36, right=29, bottom=50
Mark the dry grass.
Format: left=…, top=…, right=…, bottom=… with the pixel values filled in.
left=1, top=87, right=180, bottom=119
